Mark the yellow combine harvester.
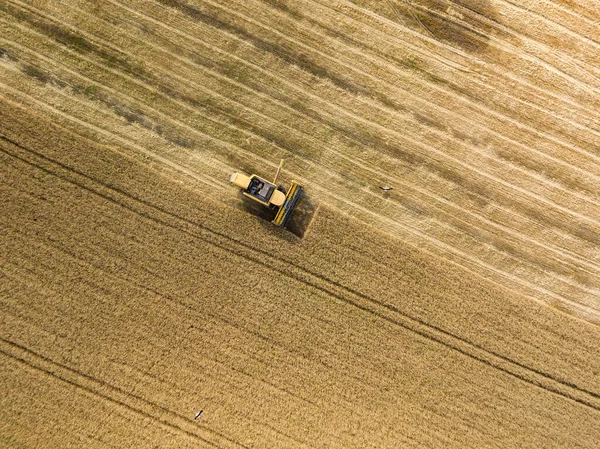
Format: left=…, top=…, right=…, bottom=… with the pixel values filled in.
left=229, top=159, right=303, bottom=228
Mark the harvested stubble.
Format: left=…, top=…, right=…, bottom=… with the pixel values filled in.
left=2, top=0, right=600, bottom=323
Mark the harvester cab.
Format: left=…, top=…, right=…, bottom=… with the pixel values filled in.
left=229, top=159, right=303, bottom=228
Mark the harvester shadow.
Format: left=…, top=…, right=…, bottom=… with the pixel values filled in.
left=235, top=191, right=317, bottom=240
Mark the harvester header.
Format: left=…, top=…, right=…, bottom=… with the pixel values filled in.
left=229, top=159, right=303, bottom=229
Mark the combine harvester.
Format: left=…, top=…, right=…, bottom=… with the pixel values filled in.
left=229, top=159, right=303, bottom=229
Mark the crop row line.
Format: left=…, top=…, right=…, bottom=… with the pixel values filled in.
left=213, top=0, right=600, bottom=162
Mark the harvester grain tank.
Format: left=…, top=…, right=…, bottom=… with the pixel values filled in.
left=229, top=159, right=303, bottom=228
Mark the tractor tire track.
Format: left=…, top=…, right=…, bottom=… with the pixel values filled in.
left=2, top=133, right=599, bottom=412
left=0, top=338, right=246, bottom=449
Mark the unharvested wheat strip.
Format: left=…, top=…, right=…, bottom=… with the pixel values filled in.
left=216, top=0, right=600, bottom=181
left=3, top=144, right=453, bottom=425
left=4, top=121, right=600, bottom=444
left=0, top=219, right=328, bottom=423
left=0, top=339, right=245, bottom=448
left=1, top=155, right=350, bottom=419
left=6, top=136, right=597, bottom=407
left=80, top=195, right=600, bottom=411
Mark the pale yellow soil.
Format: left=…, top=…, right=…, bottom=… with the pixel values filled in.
left=1, top=1, right=599, bottom=447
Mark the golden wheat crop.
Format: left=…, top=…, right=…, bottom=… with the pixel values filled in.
left=1, top=0, right=599, bottom=447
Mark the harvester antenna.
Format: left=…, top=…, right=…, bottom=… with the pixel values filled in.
left=273, top=159, right=284, bottom=185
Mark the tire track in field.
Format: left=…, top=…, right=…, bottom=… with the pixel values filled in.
left=5, top=73, right=600, bottom=320
left=1, top=229, right=324, bottom=418
left=2, top=134, right=599, bottom=412
left=0, top=339, right=247, bottom=449
left=2, top=81, right=598, bottom=322
left=305, top=0, right=591, bottom=124
left=445, top=0, right=600, bottom=81
left=324, top=0, right=600, bottom=122
left=499, top=0, right=600, bottom=57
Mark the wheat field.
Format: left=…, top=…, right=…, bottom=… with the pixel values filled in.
left=1, top=1, right=600, bottom=447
